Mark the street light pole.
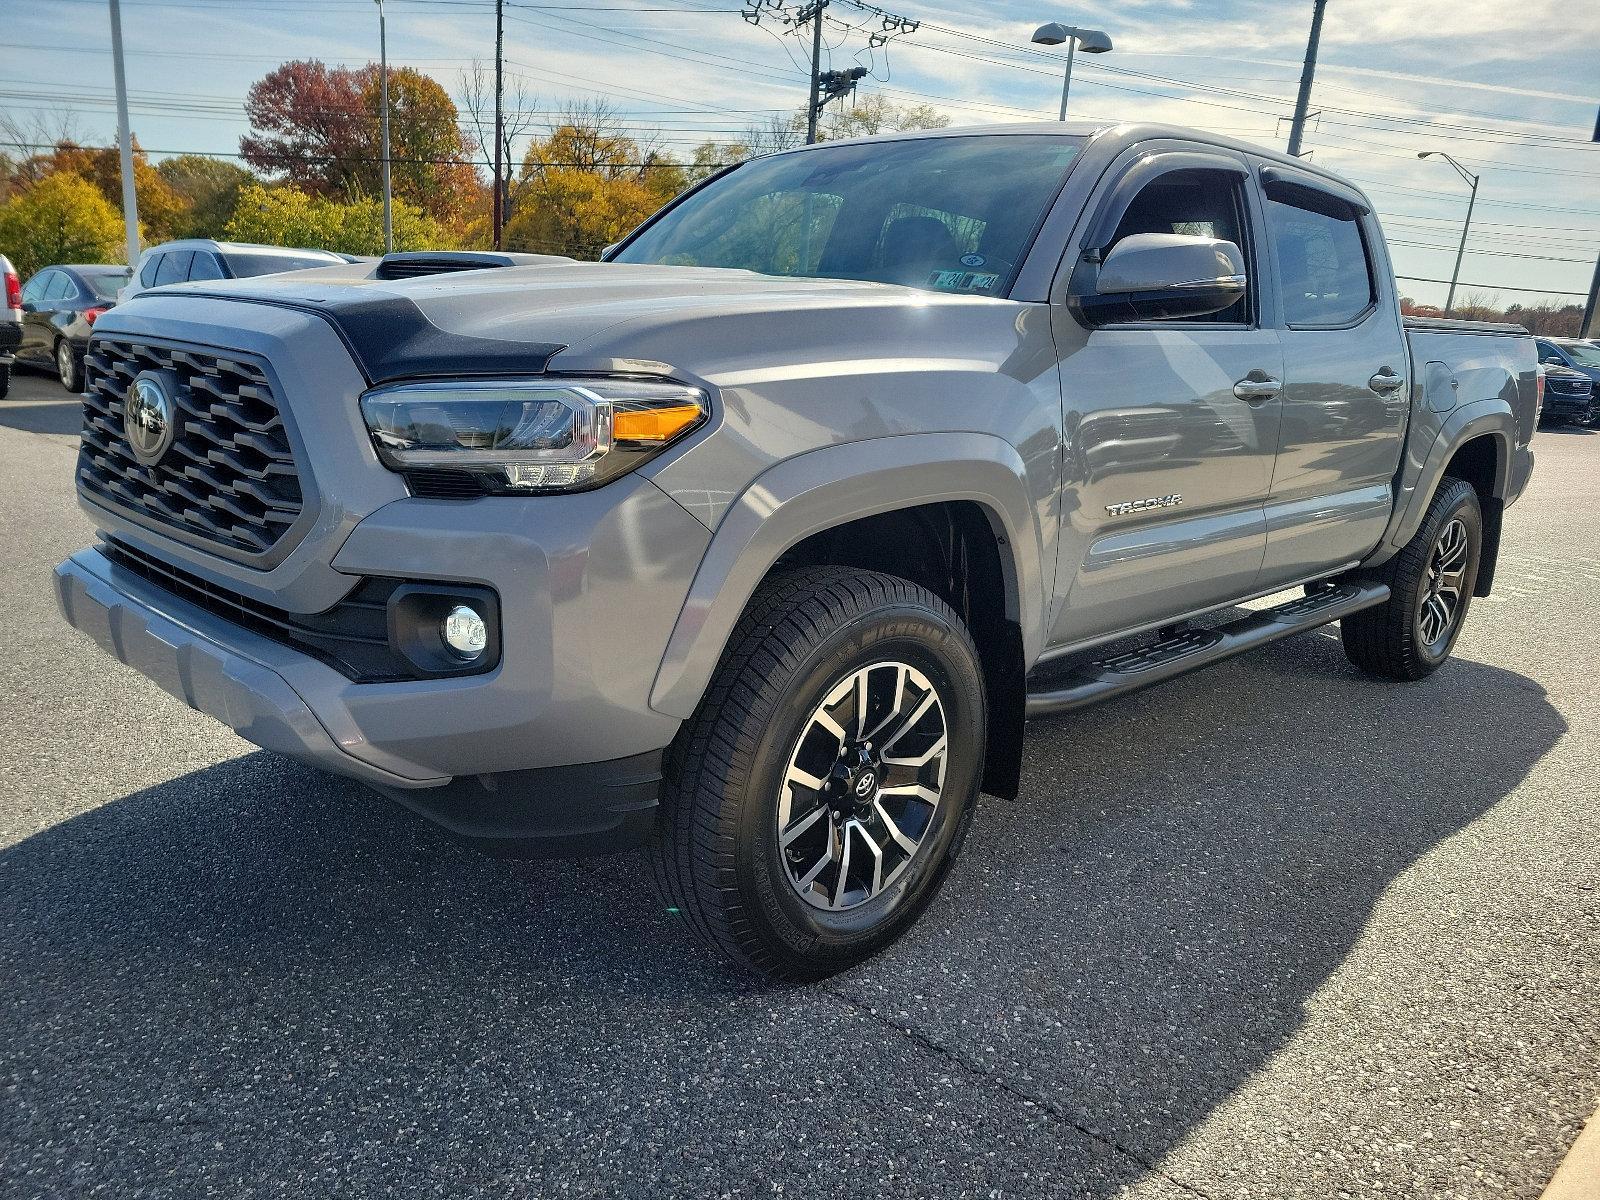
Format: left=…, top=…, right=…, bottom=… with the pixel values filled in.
left=375, top=0, right=393, bottom=254
left=1419, top=151, right=1480, bottom=316
left=107, top=0, right=141, bottom=271
left=1030, top=23, right=1114, bottom=121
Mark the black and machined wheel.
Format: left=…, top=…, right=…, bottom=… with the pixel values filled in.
left=1342, top=477, right=1482, bottom=681
left=651, top=566, right=987, bottom=981
left=56, top=339, right=83, bottom=393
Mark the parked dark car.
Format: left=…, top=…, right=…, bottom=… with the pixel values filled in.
left=1539, top=362, right=1594, bottom=426
left=1536, top=337, right=1600, bottom=397
left=17, top=265, right=131, bottom=392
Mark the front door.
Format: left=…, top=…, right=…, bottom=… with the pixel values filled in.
left=1048, top=153, right=1283, bottom=648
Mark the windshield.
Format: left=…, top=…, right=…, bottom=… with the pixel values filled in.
left=222, top=251, right=341, bottom=277
left=82, top=269, right=129, bottom=300
left=613, top=134, right=1084, bottom=296
left=1560, top=342, right=1600, bottom=367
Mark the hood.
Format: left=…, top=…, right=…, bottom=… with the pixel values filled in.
left=120, top=259, right=1013, bottom=386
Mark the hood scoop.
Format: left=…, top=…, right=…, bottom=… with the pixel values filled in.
left=374, top=251, right=573, bottom=280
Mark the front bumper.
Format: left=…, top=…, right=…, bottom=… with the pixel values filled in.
left=56, top=475, right=713, bottom=851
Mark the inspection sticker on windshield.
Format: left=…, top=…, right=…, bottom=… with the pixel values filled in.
left=930, top=269, right=1002, bottom=292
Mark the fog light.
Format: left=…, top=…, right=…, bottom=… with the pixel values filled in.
left=442, top=604, right=488, bottom=658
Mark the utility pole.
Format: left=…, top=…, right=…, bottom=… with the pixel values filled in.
left=492, top=0, right=504, bottom=249
left=375, top=0, right=393, bottom=253
left=1584, top=107, right=1600, bottom=338
left=1286, top=0, right=1327, bottom=159
left=107, top=0, right=140, bottom=271
left=1418, top=151, right=1479, bottom=317
left=803, top=0, right=826, bottom=145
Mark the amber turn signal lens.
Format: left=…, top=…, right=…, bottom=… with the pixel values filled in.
left=612, top=403, right=703, bottom=443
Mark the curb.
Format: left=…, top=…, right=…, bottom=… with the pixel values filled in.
left=1542, top=1102, right=1600, bottom=1200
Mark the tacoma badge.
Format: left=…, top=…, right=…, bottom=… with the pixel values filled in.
left=1105, top=494, right=1183, bottom=517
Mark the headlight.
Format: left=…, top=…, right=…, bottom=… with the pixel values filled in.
left=359, top=378, right=708, bottom=495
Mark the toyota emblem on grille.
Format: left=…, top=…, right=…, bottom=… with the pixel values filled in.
left=125, top=373, right=177, bottom=465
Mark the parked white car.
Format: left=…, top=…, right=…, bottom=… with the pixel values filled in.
left=120, top=240, right=346, bottom=302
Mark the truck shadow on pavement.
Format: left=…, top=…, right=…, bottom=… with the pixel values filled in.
left=0, top=397, right=83, bottom=437
left=0, top=630, right=1567, bottom=1196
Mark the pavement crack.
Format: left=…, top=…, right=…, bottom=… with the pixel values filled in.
left=821, top=983, right=1213, bottom=1199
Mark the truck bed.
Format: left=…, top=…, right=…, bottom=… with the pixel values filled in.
left=1404, top=315, right=1529, bottom=338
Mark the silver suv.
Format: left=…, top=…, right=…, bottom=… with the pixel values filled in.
left=121, top=240, right=346, bottom=302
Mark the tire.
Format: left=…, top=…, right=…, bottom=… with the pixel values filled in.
left=56, top=339, right=82, bottom=393
left=651, top=566, right=987, bottom=981
left=1341, top=477, right=1482, bottom=681
left=0, top=361, right=10, bottom=399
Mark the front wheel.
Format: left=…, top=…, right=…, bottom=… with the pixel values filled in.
left=1341, top=477, right=1482, bottom=681
left=651, top=567, right=986, bottom=981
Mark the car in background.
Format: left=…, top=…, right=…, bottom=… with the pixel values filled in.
left=1538, top=361, right=1594, bottom=427
left=0, top=254, right=20, bottom=399
left=15, top=264, right=131, bottom=392
left=1537, top=337, right=1600, bottom=388
left=120, top=239, right=347, bottom=303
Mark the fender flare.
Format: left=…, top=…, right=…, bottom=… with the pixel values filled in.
left=1378, top=397, right=1513, bottom=557
left=648, top=432, right=1046, bottom=718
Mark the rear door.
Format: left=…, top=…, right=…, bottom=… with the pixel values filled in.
left=1255, top=165, right=1409, bottom=586
left=1047, top=145, right=1284, bottom=647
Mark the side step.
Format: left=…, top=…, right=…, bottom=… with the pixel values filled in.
left=1025, top=581, right=1390, bottom=718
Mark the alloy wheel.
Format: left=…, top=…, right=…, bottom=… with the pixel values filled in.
left=777, top=661, right=949, bottom=912
left=1419, top=517, right=1469, bottom=648
left=57, top=341, right=74, bottom=388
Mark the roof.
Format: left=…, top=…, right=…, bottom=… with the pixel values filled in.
left=143, top=239, right=345, bottom=258
left=768, top=119, right=1374, bottom=208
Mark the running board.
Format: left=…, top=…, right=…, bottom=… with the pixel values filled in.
left=1025, top=581, right=1390, bottom=718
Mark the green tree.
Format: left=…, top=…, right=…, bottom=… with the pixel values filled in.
left=224, top=181, right=446, bottom=255
left=0, top=172, right=124, bottom=278
left=505, top=102, right=686, bottom=258
left=157, top=155, right=259, bottom=238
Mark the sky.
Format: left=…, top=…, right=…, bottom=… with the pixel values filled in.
left=7, top=0, right=1599, bottom=311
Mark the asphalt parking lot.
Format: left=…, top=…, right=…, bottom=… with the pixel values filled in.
left=1, top=366, right=1596, bottom=1199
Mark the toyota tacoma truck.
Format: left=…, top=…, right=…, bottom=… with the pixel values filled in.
left=54, top=123, right=1539, bottom=979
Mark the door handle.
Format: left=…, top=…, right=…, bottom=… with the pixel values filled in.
left=1233, top=372, right=1282, bottom=404
left=1369, top=368, right=1406, bottom=395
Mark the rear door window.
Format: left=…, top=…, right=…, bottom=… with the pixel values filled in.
left=138, top=254, right=163, bottom=287
left=153, top=251, right=193, bottom=286
left=43, top=273, right=75, bottom=302
left=187, top=252, right=225, bottom=281
left=1265, top=182, right=1376, bottom=327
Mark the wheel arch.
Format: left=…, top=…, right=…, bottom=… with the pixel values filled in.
left=1370, top=399, right=1513, bottom=580
left=649, top=433, right=1046, bottom=798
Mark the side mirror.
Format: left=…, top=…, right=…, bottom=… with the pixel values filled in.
left=1071, top=233, right=1247, bottom=326
left=20, top=300, right=37, bottom=313
left=1542, top=356, right=1563, bottom=366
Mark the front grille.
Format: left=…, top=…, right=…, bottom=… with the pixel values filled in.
left=79, top=337, right=306, bottom=558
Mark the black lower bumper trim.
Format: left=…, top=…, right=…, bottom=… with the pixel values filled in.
left=370, top=749, right=664, bottom=856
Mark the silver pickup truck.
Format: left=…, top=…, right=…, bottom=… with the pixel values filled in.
left=54, top=122, right=1538, bottom=979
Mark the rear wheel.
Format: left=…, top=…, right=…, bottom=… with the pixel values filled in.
left=0, top=360, right=10, bottom=399
left=651, top=567, right=986, bottom=981
left=1342, top=477, right=1481, bottom=681
left=56, top=339, right=82, bottom=393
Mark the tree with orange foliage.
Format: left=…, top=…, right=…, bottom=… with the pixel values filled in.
left=240, top=60, right=479, bottom=227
